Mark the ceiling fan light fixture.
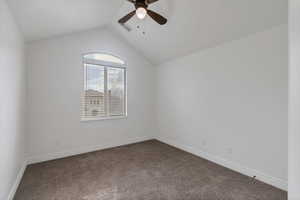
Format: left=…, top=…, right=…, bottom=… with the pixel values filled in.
left=136, top=7, right=147, bottom=19
left=119, top=0, right=167, bottom=25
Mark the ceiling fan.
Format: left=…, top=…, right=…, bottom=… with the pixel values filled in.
left=118, top=0, right=167, bottom=25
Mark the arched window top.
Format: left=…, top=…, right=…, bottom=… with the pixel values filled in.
left=83, top=53, right=125, bottom=65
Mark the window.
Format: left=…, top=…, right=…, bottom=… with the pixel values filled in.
left=81, top=53, right=126, bottom=121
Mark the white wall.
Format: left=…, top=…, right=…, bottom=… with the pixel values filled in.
left=0, top=0, right=26, bottom=199
left=20, top=6, right=288, bottom=195
left=156, top=24, right=288, bottom=190
left=289, top=1, right=300, bottom=199
left=26, top=27, right=156, bottom=163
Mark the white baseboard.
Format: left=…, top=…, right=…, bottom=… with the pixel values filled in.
left=156, top=136, right=287, bottom=191
left=7, top=137, right=153, bottom=199
left=27, top=136, right=153, bottom=164
left=8, top=136, right=287, bottom=200
left=7, top=160, right=27, bottom=200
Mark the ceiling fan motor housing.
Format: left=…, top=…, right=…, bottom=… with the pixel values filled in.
left=119, top=0, right=167, bottom=25
left=135, top=0, right=148, bottom=9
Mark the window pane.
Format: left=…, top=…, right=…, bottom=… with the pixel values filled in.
left=81, top=53, right=126, bottom=121
left=107, top=67, right=125, bottom=116
left=84, top=53, right=125, bottom=65
left=83, top=64, right=105, bottom=118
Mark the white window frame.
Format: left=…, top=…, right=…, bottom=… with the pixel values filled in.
left=81, top=53, right=127, bottom=122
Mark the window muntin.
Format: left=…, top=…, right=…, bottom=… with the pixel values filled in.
left=81, top=53, right=126, bottom=121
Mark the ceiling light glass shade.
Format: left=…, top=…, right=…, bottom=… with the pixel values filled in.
left=136, top=7, right=147, bottom=19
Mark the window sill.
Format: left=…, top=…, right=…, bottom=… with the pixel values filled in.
left=80, top=115, right=127, bottom=122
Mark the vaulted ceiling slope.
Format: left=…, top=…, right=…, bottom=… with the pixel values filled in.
left=7, top=0, right=287, bottom=65
left=6, top=0, right=123, bottom=41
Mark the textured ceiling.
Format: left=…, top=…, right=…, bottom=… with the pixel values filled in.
left=7, top=0, right=287, bottom=65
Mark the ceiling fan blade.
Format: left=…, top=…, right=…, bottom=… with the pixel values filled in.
left=146, top=0, right=159, bottom=4
left=147, top=10, right=167, bottom=25
left=118, top=11, right=136, bottom=24
left=126, top=0, right=135, bottom=3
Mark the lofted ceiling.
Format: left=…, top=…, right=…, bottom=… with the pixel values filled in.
left=6, top=0, right=123, bottom=41
left=7, top=0, right=287, bottom=65
left=111, top=0, right=287, bottom=64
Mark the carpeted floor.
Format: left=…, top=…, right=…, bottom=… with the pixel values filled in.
left=14, top=140, right=287, bottom=200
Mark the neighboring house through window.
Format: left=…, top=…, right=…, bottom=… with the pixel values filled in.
left=81, top=53, right=127, bottom=121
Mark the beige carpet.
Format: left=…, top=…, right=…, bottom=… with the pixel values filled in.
left=14, top=140, right=286, bottom=200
